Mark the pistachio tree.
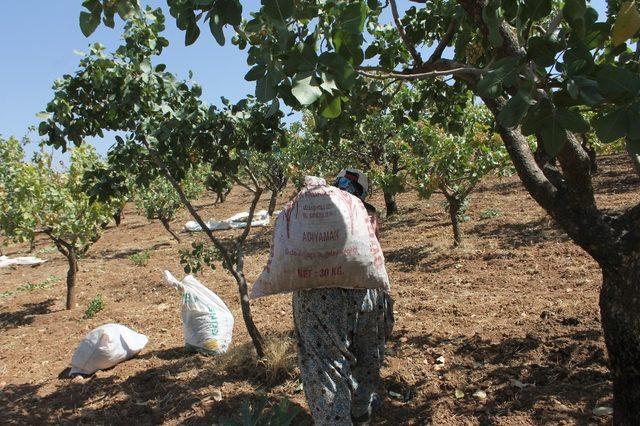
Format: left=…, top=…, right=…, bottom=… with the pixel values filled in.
left=0, top=144, right=117, bottom=309
left=409, top=104, right=512, bottom=246
left=41, top=8, right=285, bottom=357
left=82, top=0, right=640, bottom=417
left=0, top=137, right=25, bottom=254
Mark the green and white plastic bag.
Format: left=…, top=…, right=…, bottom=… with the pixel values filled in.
left=163, top=270, right=234, bottom=354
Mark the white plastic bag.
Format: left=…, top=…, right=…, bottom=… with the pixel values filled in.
left=163, top=271, right=234, bottom=354
left=69, top=324, right=148, bottom=376
left=251, top=176, right=390, bottom=299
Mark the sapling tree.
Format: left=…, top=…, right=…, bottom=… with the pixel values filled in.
left=408, top=104, right=511, bottom=246
left=83, top=0, right=640, bottom=417
left=0, top=144, right=118, bottom=309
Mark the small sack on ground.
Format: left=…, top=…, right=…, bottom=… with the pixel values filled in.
left=69, top=324, right=148, bottom=376
left=251, top=176, right=390, bottom=299
left=163, top=270, right=234, bottom=354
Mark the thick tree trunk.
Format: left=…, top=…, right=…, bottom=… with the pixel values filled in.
left=448, top=199, right=462, bottom=247
left=384, top=190, right=398, bottom=217
left=66, top=250, right=78, bottom=310
left=267, top=190, right=278, bottom=217
left=626, top=140, right=640, bottom=178
left=600, top=258, right=640, bottom=424
left=160, top=217, right=181, bottom=243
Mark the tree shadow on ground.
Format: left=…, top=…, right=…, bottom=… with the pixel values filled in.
left=593, top=170, right=640, bottom=195
left=241, top=229, right=273, bottom=258
left=382, top=212, right=443, bottom=232
left=396, top=325, right=610, bottom=424
left=94, top=242, right=172, bottom=260
left=469, top=216, right=568, bottom=250
left=475, top=179, right=523, bottom=195
left=0, top=298, right=56, bottom=332
left=384, top=243, right=435, bottom=272
left=0, top=334, right=310, bottom=425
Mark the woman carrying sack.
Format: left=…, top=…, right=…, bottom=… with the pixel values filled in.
left=292, top=168, right=394, bottom=426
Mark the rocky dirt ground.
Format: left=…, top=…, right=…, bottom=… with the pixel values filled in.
left=1, top=154, right=638, bottom=425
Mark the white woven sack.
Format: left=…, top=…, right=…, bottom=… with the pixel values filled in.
left=69, top=324, right=148, bottom=376
left=163, top=271, right=234, bottom=354
left=251, top=176, right=389, bottom=298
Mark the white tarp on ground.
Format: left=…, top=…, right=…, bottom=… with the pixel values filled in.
left=0, top=255, right=47, bottom=268
left=185, top=209, right=271, bottom=232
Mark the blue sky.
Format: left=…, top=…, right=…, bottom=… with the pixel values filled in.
left=0, top=0, right=608, bottom=160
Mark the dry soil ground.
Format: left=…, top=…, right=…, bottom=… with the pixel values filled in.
left=1, top=154, right=638, bottom=425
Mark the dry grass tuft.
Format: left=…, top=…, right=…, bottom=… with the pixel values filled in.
left=259, top=334, right=297, bottom=383
left=212, top=333, right=298, bottom=384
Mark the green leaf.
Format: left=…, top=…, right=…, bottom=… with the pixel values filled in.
left=116, top=0, right=135, bottom=20
left=36, top=112, right=52, bottom=120
left=365, top=44, right=379, bottom=59
left=612, top=1, right=640, bottom=46
left=186, top=23, right=201, bottom=46
left=140, top=60, right=151, bottom=74
left=562, top=45, right=594, bottom=75
left=263, top=0, right=293, bottom=22
left=593, top=107, right=629, bottom=143
left=256, top=73, right=278, bottom=102
left=320, top=72, right=339, bottom=94
left=482, top=0, right=504, bottom=48
left=245, top=64, right=267, bottom=81
left=340, top=2, right=367, bottom=34
left=220, top=0, right=242, bottom=26
left=321, top=96, right=342, bottom=118
left=628, top=103, right=640, bottom=140
left=79, top=11, right=101, bottom=37
left=291, top=72, right=322, bottom=106
left=522, top=0, right=552, bottom=20
left=477, top=58, right=520, bottom=98
left=596, top=65, right=640, bottom=98
left=556, top=108, right=589, bottom=133
left=498, top=90, right=533, bottom=128
left=319, top=52, right=356, bottom=90
left=527, top=36, right=561, bottom=67
left=563, top=0, right=587, bottom=39
left=562, top=0, right=587, bottom=21
left=209, top=14, right=225, bottom=45
left=572, top=76, right=604, bottom=105
left=539, top=118, right=568, bottom=156
left=265, top=98, right=280, bottom=117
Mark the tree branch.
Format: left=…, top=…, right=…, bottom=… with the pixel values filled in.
left=546, top=10, right=563, bottom=36
left=356, top=65, right=481, bottom=81
left=43, top=229, right=71, bottom=258
left=428, top=18, right=457, bottom=64
left=237, top=188, right=264, bottom=246
left=556, top=131, right=598, bottom=211
left=390, top=0, right=423, bottom=65
left=141, top=140, right=234, bottom=270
